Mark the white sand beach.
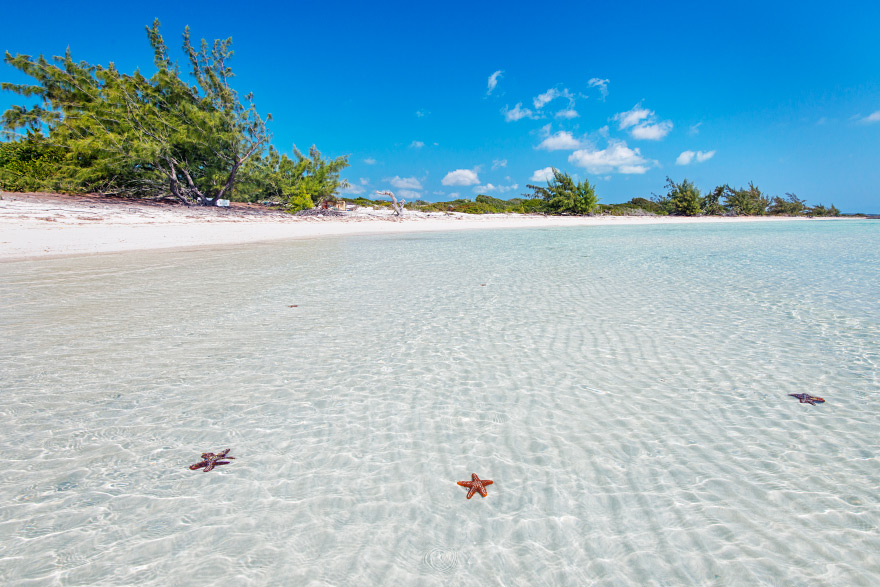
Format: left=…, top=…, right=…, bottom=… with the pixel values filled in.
left=0, top=191, right=804, bottom=261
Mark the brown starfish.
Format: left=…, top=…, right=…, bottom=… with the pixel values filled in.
left=457, top=473, right=493, bottom=499
left=789, top=393, right=825, bottom=405
left=189, top=449, right=235, bottom=472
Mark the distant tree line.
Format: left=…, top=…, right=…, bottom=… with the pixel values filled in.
left=0, top=20, right=348, bottom=211
left=646, top=176, right=840, bottom=217
left=395, top=169, right=837, bottom=217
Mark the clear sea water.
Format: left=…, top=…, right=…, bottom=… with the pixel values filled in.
left=1, top=219, right=878, bottom=585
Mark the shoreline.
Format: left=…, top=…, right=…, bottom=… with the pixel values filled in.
left=1, top=191, right=810, bottom=262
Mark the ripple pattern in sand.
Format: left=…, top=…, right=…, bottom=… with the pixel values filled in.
left=1, top=221, right=879, bottom=585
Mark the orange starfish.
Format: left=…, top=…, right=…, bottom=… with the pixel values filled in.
left=457, top=473, right=493, bottom=499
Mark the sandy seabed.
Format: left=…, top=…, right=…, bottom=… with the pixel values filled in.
left=0, top=191, right=803, bottom=262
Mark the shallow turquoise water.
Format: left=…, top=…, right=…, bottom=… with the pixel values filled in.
left=1, top=219, right=878, bottom=585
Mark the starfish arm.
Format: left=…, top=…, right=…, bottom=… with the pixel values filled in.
left=204, top=461, right=216, bottom=472
left=189, top=461, right=207, bottom=470
left=482, top=480, right=494, bottom=486
left=466, top=485, right=477, bottom=499
left=214, top=461, right=231, bottom=466
left=458, top=481, right=474, bottom=488
left=217, top=449, right=230, bottom=458
left=477, top=485, right=488, bottom=497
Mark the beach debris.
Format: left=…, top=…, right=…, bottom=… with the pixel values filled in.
left=189, top=449, right=235, bottom=472
left=377, top=190, right=406, bottom=217
left=288, top=304, right=298, bottom=308
left=789, top=393, right=825, bottom=405
left=457, top=473, right=493, bottom=499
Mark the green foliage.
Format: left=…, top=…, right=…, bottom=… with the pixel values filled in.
left=724, top=182, right=769, bottom=215
left=701, top=185, right=726, bottom=215
left=524, top=168, right=598, bottom=215
left=1, top=20, right=347, bottom=209
left=0, top=132, right=65, bottom=191
left=242, top=145, right=349, bottom=207
left=808, top=203, right=840, bottom=217
left=767, top=193, right=807, bottom=215
left=2, top=20, right=270, bottom=203
left=285, top=184, right=315, bottom=212
left=663, top=177, right=702, bottom=216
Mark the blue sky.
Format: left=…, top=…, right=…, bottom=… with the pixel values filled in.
left=2, top=0, right=879, bottom=212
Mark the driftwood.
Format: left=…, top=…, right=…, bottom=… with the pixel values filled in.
left=377, top=190, right=406, bottom=217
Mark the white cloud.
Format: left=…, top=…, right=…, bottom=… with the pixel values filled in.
left=386, top=176, right=423, bottom=189
left=533, top=88, right=573, bottom=110
left=415, top=110, right=429, bottom=118
left=614, top=105, right=652, bottom=129
left=474, top=183, right=518, bottom=194
left=676, top=151, right=696, bottom=166
left=568, top=140, right=653, bottom=174
left=409, top=140, right=425, bottom=149
left=487, top=70, right=503, bottom=95
left=530, top=167, right=555, bottom=182
left=448, top=192, right=460, bottom=198
left=676, top=150, right=716, bottom=165
left=696, top=150, right=716, bottom=162
left=588, top=78, right=609, bottom=100
left=359, top=178, right=369, bottom=185
left=630, top=120, right=673, bottom=140
left=861, top=110, right=880, bottom=123
left=363, top=158, right=377, bottom=165
left=689, top=122, right=702, bottom=135
left=341, top=185, right=365, bottom=195
left=537, top=130, right=582, bottom=151
left=614, top=104, right=673, bottom=140
left=555, top=108, right=579, bottom=119
left=441, top=169, right=480, bottom=186
left=492, top=159, right=507, bottom=170
left=502, top=102, right=535, bottom=121
left=397, top=190, right=421, bottom=200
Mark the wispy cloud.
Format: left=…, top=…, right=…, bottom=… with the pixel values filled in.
left=676, top=150, right=716, bottom=165
left=530, top=167, right=555, bottom=182
left=860, top=110, right=880, bottom=123
left=533, top=88, right=574, bottom=110
left=341, top=185, right=365, bottom=195
left=415, top=110, right=430, bottom=118
left=492, top=159, right=507, bottom=170
left=386, top=176, right=423, bottom=189
left=359, top=178, right=369, bottom=185
left=397, top=189, right=421, bottom=200
left=614, top=105, right=652, bottom=129
left=474, top=183, right=518, bottom=194
left=568, top=140, right=653, bottom=174
left=363, top=157, right=377, bottom=165
left=537, top=130, right=582, bottom=151
left=555, top=108, right=579, bottom=119
left=688, top=122, right=702, bottom=135
left=487, top=70, right=503, bottom=95
left=630, top=120, right=673, bottom=140
left=614, top=104, right=672, bottom=140
left=588, top=78, right=609, bottom=100
left=441, top=169, right=480, bottom=186
left=502, top=103, right=536, bottom=122
left=409, top=140, right=425, bottom=149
